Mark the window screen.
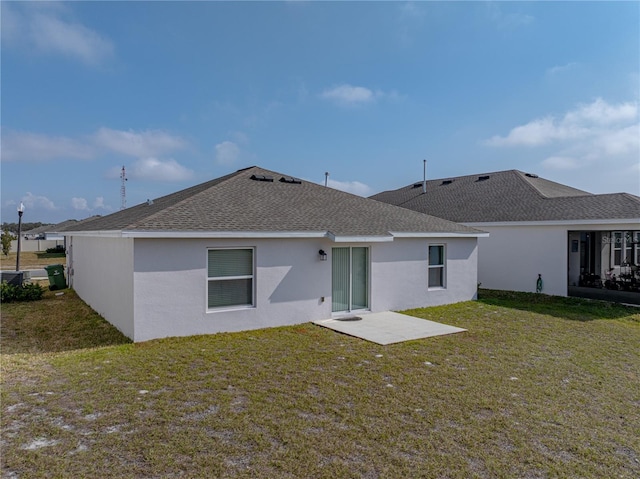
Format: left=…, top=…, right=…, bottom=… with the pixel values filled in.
left=207, top=248, right=254, bottom=309
left=428, top=245, right=445, bottom=288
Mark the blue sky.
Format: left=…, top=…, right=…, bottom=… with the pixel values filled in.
left=2, top=1, right=639, bottom=224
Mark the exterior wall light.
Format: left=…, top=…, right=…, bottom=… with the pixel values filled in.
left=318, top=249, right=327, bottom=261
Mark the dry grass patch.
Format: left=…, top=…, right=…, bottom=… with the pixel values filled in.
left=1, top=290, right=639, bottom=478
left=1, top=252, right=65, bottom=270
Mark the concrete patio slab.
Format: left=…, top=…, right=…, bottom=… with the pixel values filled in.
left=313, top=311, right=466, bottom=345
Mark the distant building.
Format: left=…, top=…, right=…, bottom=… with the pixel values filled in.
left=372, top=170, right=640, bottom=303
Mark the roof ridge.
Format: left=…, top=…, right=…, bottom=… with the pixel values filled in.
left=599, top=192, right=640, bottom=202
left=512, top=170, right=554, bottom=199
left=420, top=169, right=518, bottom=184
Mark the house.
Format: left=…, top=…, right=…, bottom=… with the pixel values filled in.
left=31, top=217, right=103, bottom=240
left=63, top=166, right=487, bottom=342
left=371, top=170, right=640, bottom=303
left=17, top=217, right=102, bottom=253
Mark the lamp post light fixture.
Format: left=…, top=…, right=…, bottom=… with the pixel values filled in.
left=16, top=202, right=24, bottom=272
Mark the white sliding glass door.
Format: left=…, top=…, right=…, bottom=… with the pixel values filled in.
left=332, top=247, right=369, bottom=313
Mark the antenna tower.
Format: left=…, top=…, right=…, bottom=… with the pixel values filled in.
left=120, top=166, right=127, bottom=210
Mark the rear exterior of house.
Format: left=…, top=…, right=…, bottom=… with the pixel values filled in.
left=68, top=235, right=478, bottom=342
left=66, top=166, right=485, bottom=342
left=371, top=170, right=640, bottom=302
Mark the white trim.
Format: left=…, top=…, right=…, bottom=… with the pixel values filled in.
left=464, top=219, right=640, bottom=227
left=65, top=229, right=491, bottom=241
left=328, top=233, right=393, bottom=243
left=331, top=246, right=371, bottom=314
left=63, top=230, right=123, bottom=238
left=428, top=243, right=446, bottom=290
left=66, top=230, right=327, bottom=239
left=390, top=231, right=489, bottom=238
left=206, top=247, right=255, bottom=311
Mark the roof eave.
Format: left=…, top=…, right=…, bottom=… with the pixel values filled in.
left=327, top=233, right=395, bottom=243
left=463, top=218, right=640, bottom=227
left=65, top=230, right=329, bottom=239
left=390, top=231, right=489, bottom=238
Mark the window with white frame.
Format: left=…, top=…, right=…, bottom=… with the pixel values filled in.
left=428, top=244, right=445, bottom=288
left=613, top=232, right=622, bottom=266
left=207, top=248, right=254, bottom=309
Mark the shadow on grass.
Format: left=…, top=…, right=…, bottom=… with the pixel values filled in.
left=478, top=289, right=640, bottom=322
left=1, top=288, right=131, bottom=355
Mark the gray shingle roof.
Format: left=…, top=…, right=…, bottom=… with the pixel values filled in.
left=24, top=224, right=56, bottom=235
left=370, top=170, right=640, bottom=223
left=64, top=166, right=483, bottom=237
left=24, top=216, right=102, bottom=235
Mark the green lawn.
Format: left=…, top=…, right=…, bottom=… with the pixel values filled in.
left=1, top=289, right=639, bottom=478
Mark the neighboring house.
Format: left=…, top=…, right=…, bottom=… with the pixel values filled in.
left=63, top=166, right=486, bottom=342
left=47, top=217, right=103, bottom=240
left=371, top=170, right=640, bottom=302
left=23, top=224, right=51, bottom=240
left=24, top=217, right=102, bottom=240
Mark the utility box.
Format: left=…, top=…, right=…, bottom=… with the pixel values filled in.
left=1, top=271, right=24, bottom=286
left=44, top=264, right=67, bottom=291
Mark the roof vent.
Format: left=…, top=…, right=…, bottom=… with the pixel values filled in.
left=412, top=182, right=423, bottom=189
left=525, top=173, right=539, bottom=178
left=441, top=179, right=454, bottom=185
left=250, top=174, right=274, bottom=182
left=477, top=175, right=490, bottom=181
left=146, top=199, right=154, bottom=206
left=279, top=176, right=302, bottom=184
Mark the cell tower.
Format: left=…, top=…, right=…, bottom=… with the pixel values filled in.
left=120, top=166, right=127, bottom=210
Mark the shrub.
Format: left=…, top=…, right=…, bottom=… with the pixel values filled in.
left=46, top=245, right=65, bottom=254
left=0, top=281, right=45, bottom=303
left=1, top=231, right=16, bottom=256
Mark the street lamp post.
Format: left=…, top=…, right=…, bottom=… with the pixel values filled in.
left=16, top=203, right=24, bottom=272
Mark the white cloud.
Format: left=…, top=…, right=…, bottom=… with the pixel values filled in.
left=546, top=62, right=578, bottom=77
left=128, top=158, right=194, bottom=182
left=593, top=124, right=640, bottom=156
left=326, top=179, right=373, bottom=197
left=485, top=98, right=639, bottom=192
left=2, top=127, right=190, bottom=164
left=1, top=130, right=95, bottom=162
left=485, top=98, right=638, bottom=147
left=21, top=192, right=57, bottom=211
left=71, top=197, right=90, bottom=211
left=400, top=2, right=425, bottom=20
left=1, top=3, right=114, bottom=66
left=71, top=196, right=112, bottom=212
left=541, top=156, right=580, bottom=170
left=485, top=117, right=587, bottom=147
left=397, top=2, right=426, bottom=46
left=93, top=128, right=186, bottom=158
left=564, top=98, right=637, bottom=125
left=215, top=141, right=241, bottom=166
left=321, top=84, right=381, bottom=106
left=486, top=3, right=534, bottom=29
left=93, top=197, right=111, bottom=210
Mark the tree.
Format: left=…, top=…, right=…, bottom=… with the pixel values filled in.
left=1, top=230, right=16, bottom=256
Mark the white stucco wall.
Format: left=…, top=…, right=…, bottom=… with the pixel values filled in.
left=470, top=222, right=638, bottom=297
left=130, top=236, right=479, bottom=342
left=474, top=225, right=571, bottom=296
left=132, top=238, right=332, bottom=341
left=371, top=237, right=478, bottom=311
left=67, top=235, right=135, bottom=339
